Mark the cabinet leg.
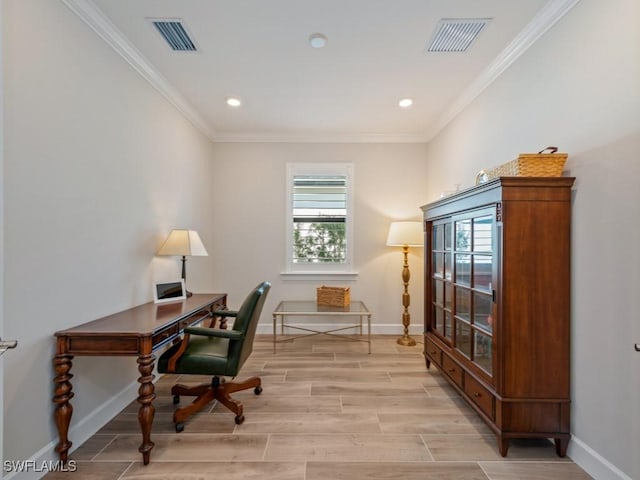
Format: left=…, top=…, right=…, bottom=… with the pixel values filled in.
left=53, top=354, right=74, bottom=463
left=137, top=354, right=156, bottom=465
left=498, top=436, right=510, bottom=457
left=555, top=438, right=568, bottom=457
left=424, top=354, right=431, bottom=369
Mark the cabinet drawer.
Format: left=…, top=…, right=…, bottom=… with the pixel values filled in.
left=425, top=338, right=442, bottom=367
left=442, top=354, right=463, bottom=388
left=464, top=374, right=495, bottom=420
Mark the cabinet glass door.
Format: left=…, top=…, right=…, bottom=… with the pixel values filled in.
left=451, top=210, right=495, bottom=377
left=430, top=221, right=453, bottom=342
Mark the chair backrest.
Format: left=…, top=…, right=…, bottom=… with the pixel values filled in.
left=226, top=281, right=271, bottom=374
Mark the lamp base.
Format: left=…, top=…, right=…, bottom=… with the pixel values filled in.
left=180, top=256, right=193, bottom=298
left=397, top=334, right=416, bottom=347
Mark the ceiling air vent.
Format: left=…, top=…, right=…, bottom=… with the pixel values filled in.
left=427, top=18, right=491, bottom=53
left=151, top=19, right=197, bottom=52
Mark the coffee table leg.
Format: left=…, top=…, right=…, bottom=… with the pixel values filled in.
left=53, top=353, right=75, bottom=462
left=137, top=353, right=156, bottom=465
left=273, top=314, right=277, bottom=353
left=367, top=314, right=371, bottom=354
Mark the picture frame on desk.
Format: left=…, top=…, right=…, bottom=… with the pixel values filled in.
left=153, top=279, right=186, bottom=304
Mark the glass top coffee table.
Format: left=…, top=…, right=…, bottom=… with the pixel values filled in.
left=272, top=300, right=371, bottom=354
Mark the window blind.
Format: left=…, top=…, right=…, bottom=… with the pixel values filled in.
left=292, top=175, right=347, bottom=263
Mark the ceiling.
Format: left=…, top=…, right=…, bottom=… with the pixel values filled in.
left=64, top=0, right=575, bottom=143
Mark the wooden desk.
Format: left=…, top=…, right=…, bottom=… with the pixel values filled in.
left=53, top=293, right=227, bottom=465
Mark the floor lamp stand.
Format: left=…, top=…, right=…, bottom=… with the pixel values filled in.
left=397, top=246, right=416, bottom=346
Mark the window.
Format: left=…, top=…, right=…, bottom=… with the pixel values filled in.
left=285, top=163, right=354, bottom=274
left=293, top=175, right=346, bottom=263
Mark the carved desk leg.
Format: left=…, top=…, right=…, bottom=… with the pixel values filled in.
left=137, top=353, right=156, bottom=465
left=53, top=353, right=74, bottom=463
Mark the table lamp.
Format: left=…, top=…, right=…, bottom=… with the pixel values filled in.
left=157, top=229, right=208, bottom=297
left=386, top=221, right=423, bottom=346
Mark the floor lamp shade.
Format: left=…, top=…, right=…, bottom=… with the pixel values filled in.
left=386, top=221, right=423, bottom=247
left=157, top=230, right=208, bottom=297
left=386, top=221, right=423, bottom=346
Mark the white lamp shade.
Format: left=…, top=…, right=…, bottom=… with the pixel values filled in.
left=386, top=221, right=423, bottom=247
left=157, top=230, right=208, bottom=257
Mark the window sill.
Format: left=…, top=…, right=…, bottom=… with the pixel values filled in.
left=280, top=271, right=359, bottom=281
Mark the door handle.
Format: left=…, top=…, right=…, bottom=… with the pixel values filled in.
left=0, top=339, right=17, bottom=356
left=635, top=343, right=640, bottom=352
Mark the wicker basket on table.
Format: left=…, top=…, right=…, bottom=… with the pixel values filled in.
left=316, top=286, right=350, bottom=307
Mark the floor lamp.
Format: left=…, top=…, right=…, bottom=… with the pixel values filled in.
left=157, top=229, right=208, bottom=297
left=386, top=221, right=424, bottom=346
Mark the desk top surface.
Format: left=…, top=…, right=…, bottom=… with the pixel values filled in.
left=55, top=293, right=226, bottom=336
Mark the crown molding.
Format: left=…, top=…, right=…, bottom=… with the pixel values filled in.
left=426, top=0, right=582, bottom=141
left=61, top=0, right=425, bottom=145
left=211, top=132, right=430, bottom=144
left=61, top=0, right=217, bottom=142
left=62, top=0, right=580, bottom=145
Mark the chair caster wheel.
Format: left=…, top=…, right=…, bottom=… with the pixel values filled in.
left=235, top=415, right=245, bottom=425
left=254, top=386, right=263, bottom=395
left=175, top=423, right=184, bottom=433
left=173, top=395, right=180, bottom=405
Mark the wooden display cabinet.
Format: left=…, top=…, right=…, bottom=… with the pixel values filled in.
left=421, top=177, right=575, bottom=456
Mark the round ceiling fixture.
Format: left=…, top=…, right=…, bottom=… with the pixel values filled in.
left=226, top=96, right=242, bottom=107
left=398, top=98, right=413, bottom=108
left=309, top=33, right=328, bottom=49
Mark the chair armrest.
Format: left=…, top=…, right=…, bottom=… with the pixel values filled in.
left=164, top=327, right=242, bottom=372
left=184, top=326, right=244, bottom=340
left=212, top=309, right=238, bottom=318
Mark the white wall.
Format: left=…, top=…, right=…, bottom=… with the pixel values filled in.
left=3, top=0, right=216, bottom=468
left=209, top=142, right=427, bottom=334
left=7, top=0, right=637, bottom=478
left=424, top=0, right=640, bottom=478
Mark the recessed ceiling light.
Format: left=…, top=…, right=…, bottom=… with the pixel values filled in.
left=226, top=97, right=242, bottom=107
left=398, top=98, right=413, bottom=108
left=309, top=33, right=328, bottom=48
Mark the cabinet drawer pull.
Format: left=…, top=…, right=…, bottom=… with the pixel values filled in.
left=448, top=368, right=456, bottom=373
left=473, top=392, right=482, bottom=398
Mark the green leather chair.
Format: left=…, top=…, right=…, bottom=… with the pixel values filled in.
left=158, top=281, right=271, bottom=432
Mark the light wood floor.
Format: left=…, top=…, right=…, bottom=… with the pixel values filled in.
left=45, top=335, right=593, bottom=479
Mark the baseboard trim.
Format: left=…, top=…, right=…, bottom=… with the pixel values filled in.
left=568, top=435, right=633, bottom=480
left=5, top=380, right=140, bottom=480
